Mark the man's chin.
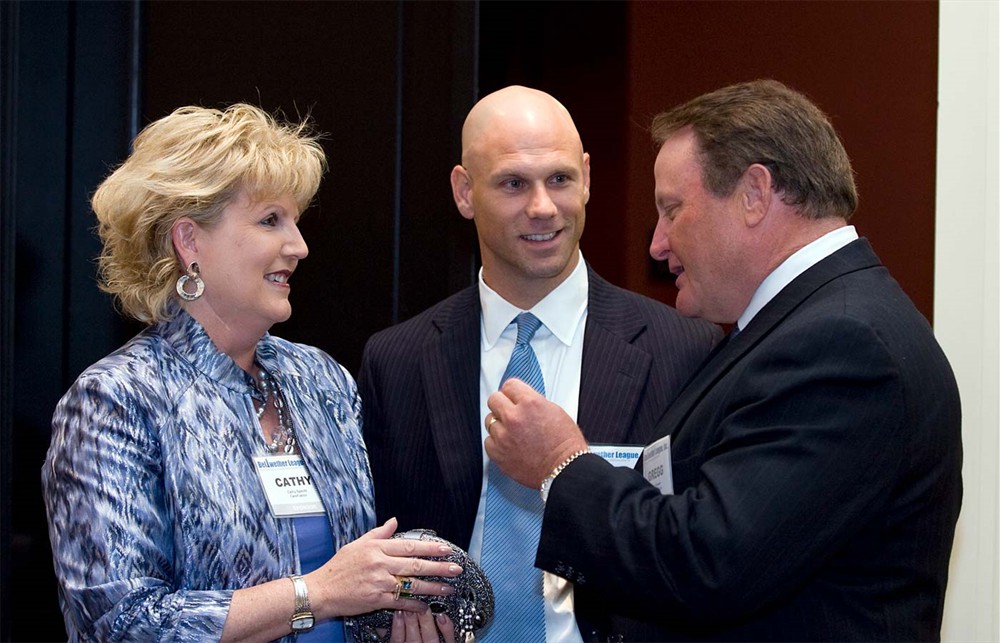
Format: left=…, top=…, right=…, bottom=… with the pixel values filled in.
left=674, top=293, right=700, bottom=319
left=523, top=253, right=577, bottom=280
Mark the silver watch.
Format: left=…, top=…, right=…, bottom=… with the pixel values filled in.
left=289, top=574, right=315, bottom=633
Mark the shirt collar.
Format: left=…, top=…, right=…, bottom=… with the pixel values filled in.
left=479, top=250, right=589, bottom=348
left=159, top=308, right=277, bottom=392
left=738, top=225, right=858, bottom=330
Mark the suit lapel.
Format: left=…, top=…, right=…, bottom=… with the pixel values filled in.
left=578, top=269, right=652, bottom=444
left=654, top=238, right=883, bottom=444
left=419, top=287, right=484, bottom=518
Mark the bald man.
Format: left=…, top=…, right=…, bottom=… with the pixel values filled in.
left=358, top=86, right=720, bottom=642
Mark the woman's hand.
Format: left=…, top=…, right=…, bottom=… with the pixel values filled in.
left=390, top=610, right=455, bottom=643
left=306, top=517, right=462, bottom=619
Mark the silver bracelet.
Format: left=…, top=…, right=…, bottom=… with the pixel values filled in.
left=540, top=449, right=590, bottom=502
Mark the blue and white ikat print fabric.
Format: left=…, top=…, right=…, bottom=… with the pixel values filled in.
left=43, top=310, right=375, bottom=641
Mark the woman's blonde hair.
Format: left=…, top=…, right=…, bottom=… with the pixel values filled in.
left=91, top=103, right=327, bottom=323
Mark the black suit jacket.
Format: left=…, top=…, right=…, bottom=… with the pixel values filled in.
left=359, top=265, right=721, bottom=640
left=536, top=239, right=963, bottom=641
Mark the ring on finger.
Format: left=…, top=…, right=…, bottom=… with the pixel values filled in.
left=394, top=575, right=415, bottom=600
left=487, top=415, right=499, bottom=430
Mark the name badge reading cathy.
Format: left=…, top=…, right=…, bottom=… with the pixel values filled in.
left=642, top=435, right=674, bottom=495
left=252, top=455, right=325, bottom=518
left=590, top=444, right=644, bottom=469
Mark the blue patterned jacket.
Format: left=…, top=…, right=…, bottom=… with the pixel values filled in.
left=43, top=311, right=375, bottom=641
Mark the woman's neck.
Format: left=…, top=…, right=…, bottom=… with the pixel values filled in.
left=182, top=304, right=265, bottom=373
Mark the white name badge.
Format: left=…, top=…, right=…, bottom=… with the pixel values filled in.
left=252, top=455, right=325, bottom=518
left=590, top=444, right=644, bottom=469
left=642, top=435, right=674, bottom=495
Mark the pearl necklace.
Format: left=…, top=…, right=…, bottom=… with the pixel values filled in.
left=250, top=364, right=297, bottom=454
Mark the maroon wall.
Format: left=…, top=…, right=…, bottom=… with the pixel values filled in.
left=622, top=1, right=939, bottom=322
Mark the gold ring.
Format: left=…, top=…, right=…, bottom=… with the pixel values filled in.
left=487, top=415, right=499, bottom=430
left=394, top=576, right=415, bottom=600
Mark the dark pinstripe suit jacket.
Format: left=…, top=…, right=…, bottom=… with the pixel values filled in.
left=536, top=239, right=963, bottom=642
left=358, top=265, right=720, bottom=639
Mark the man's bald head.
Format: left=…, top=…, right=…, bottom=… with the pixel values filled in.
left=461, top=86, right=584, bottom=172
left=450, top=85, right=591, bottom=309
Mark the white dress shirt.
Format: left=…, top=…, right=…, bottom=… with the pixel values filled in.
left=470, top=250, right=588, bottom=643
left=737, top=226, right=859, bottom=331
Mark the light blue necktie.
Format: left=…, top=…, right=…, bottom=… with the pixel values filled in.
left=480, top=312, right=547, bottom=642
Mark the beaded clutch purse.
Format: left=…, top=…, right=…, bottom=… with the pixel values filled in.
left=347, top=529, right=495, bottom=642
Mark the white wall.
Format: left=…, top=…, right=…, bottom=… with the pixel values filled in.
left=937, top=2, right=999, bottom=641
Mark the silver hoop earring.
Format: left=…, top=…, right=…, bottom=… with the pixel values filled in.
left=175, top=262, right=205, bottom=301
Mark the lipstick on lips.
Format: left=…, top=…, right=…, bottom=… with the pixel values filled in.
left=265, top=271, right=291, bottom=286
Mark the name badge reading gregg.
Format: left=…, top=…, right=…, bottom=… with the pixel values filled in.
left=253, top=455, right=325, bottom=518
left=642, top=435, right=674, bottom=495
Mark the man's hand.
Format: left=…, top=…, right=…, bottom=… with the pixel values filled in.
left=485, top=378, right=589, bottom=489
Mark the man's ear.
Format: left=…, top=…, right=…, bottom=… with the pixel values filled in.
left=450, top=165, right=475, bottom=221
left=171, top=218, right=199, bottom=267
left=741, top=163, right=774, bottom=228
left=582, top=152, right=591, bottom=205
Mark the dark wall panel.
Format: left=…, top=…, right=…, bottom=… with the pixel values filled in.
left=5, top=3, right=135, bottom=640
left=67, top=3, right=137, bottom=378
left=10, top=5, right=74, bottom=641
left=396, top=1, right=480, bottom=322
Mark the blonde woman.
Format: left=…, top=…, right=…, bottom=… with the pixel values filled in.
left=43, top=104, right=455, bottom=642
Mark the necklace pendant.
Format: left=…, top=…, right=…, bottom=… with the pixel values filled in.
left=253, top=363, right=297, bottom=456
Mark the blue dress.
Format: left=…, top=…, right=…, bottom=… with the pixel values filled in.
left=295, top=516, right=345, bottom=642
left=43, top=310, right=375, bottom=641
